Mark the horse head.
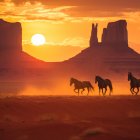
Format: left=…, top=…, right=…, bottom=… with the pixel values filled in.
left=70, top=78, right=74, bottom=86
left=95, top=76, right=98, bottom=83
left=128, top=72, right=132, bottom=81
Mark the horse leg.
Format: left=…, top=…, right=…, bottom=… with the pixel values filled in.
left=130, top=87, right=134, bottom=95
left=102, top=88, right=104, bottom=96
left=132, top=87, right=138, bottom=95
left=104, top=88, right=107, bottom=96
left=102, top=88, right=105, bottom=96
left=137, top=87, right=139, bottom=95
left=109, top=90, right=111, bottom=96
left=102, top=88, right=106, bottom=96
left=87, top=87, right=89, bottom=96
left=74, top=88, right=78, bottom=93
left=136, top=87, right=139, bottom=95
left=81, top=88, right=85, bottom=95
left=74, top=88, right=80, bottom=96
left=78, top=89, right=79, bottom=96
left=109, top=87, right=111, bottom=96
left=99, top=88, right=101, bottom=96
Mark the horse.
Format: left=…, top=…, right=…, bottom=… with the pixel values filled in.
left=82, top=81, right=94, bottom=95
left=70, top=78, right=94, bottom=96
left=95, top=76, right=113, bottom=96
left=128, top=72, right=140, bottom=95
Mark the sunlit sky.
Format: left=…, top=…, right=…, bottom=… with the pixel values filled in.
left=0, top=0, right=140, bottom=61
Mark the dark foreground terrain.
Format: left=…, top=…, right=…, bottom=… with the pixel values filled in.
left=0, top=95, right=140, bottom=140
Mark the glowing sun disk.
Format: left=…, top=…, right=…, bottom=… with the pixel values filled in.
left=31, top=34, right=46, bottom=46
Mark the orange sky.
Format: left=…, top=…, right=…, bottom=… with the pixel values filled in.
left=0, top=0, right=140, bottom=62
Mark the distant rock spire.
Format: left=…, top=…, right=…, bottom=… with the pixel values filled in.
left=90, top=23, right=98, bottom=47
left=101, top=20, right=128, bottom=47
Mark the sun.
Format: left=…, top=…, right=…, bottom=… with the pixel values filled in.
left=31, top=34, right=46, bottom=46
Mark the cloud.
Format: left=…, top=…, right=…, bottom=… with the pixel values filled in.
left=122, top=11, right=140, bottom=22
left=60, top=37, right=89, bottom=47
left=0, top=1, right=75, bottom=22
left=0, top=0, right=140, bottom=23
left=10, top=0, right=140, bottom=13
left=23, top=37, right=89, bottom=48
left=10, top=0, right=140, bottom=9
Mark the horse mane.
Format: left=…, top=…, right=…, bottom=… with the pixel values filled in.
left=105, top=78, right=110, bottom=81
left=71, top=77, right=80, bottom=83
left=129, top=73, right=138, bottom=81
left=96, top=76, right=104, bottom=81
left=71, top=77, right=76, bottom=81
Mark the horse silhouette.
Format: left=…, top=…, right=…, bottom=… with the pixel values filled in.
left=128, top=72, right=140, bottom=95
left=70, top=78, right=94, bottom=96
left=95, top=76, right=113, bottom=96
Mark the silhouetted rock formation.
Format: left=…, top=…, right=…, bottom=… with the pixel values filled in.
left=102, top=20, right=128, bottom=47
left=90, top=20, right=128, bottom=48
left=0, top=19, right=139, bottom=76
left=68, top=20, right=140, bottom=77
left=0, top=19, right=51, bottom=69
left=0, top=19, right=22, bottom=53
left=90, top=23, right=98, bottom=47
left=0, top=19, right=23, bottom=67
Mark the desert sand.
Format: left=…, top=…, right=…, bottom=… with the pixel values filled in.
left=0, top=95, right=140, bottom=140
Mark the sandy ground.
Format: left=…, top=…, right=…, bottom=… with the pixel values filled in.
left=0, top=95, right=140, bottom=140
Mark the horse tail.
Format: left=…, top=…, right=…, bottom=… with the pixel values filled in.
left=106, top=79, right=113, bottom=93
left=110, top=83, right=113, bottom=93
left=89, top=82, right=94, bottom=91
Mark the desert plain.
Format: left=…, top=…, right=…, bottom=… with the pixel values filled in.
left=0, top=95, right=140, bottom=140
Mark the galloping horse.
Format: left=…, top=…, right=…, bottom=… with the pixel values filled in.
left=70, top=78, right=94, bottom=96
left=95, top=76, right=113, bottom=96
left=128, top=72, right=140, bottom=95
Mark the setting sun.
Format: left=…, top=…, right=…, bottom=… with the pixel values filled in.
left=31, top=34, right=46, bottom=46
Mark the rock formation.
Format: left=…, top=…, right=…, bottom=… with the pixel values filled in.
left=69, top=19, right=140, bottom=77
left=0, top=19, right=22, bottom=68
left=101, top=20, right=128, bottom=47
left=0, top=19, right=22, bottom=53
left=0, top=19, right=47, bottom=68
left=90, top=23, right=98, bottom=47
left=90, top=20, right=128, bottom=48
